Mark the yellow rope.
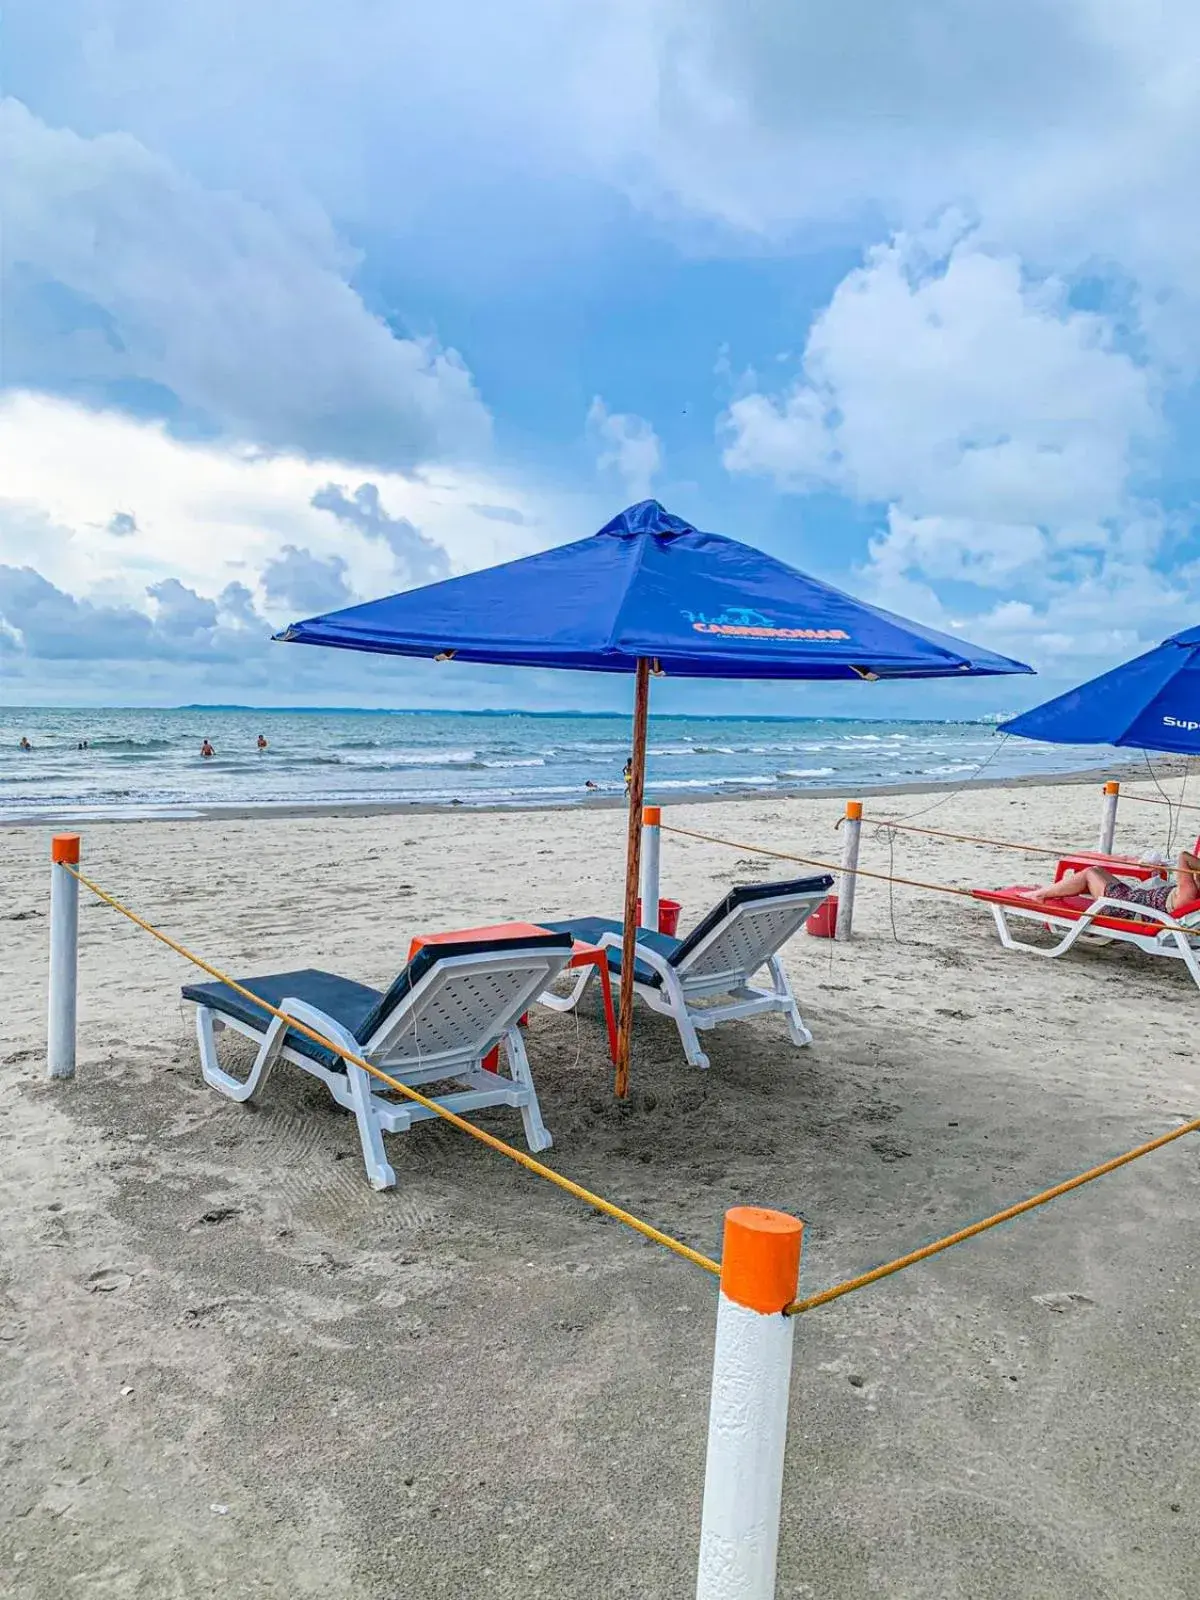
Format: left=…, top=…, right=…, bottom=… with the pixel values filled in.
left=787, top=1117, right=1200, bottom=1315
left=1123, top=792, right=1200, bottom=816
left=870, top=816, right=1111, bottom=858
left=60, top=861, right=1198, bottom=1319
left=659, top=822, right=1200, bottom=936
left=661, top=821, right=981, bottom=901
left=63, top=864, right=720, bottom=1280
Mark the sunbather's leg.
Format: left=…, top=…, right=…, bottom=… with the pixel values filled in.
left=1028, top=867, right=1113, bottom=902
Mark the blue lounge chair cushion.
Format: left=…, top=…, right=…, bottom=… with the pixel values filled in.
left=538, top=918, right=679, bottom=987
left=181, top=968, right=383, bottom=1072
left=182, top=932, right=573, bottom=1072
left=542, top=875, right=834, bottom=990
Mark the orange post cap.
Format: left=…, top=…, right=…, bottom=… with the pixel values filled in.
left=1104, top=780, right=1120, bottom=795
left=720, top=1205, right=803, bottom=1314
left=51, top=834, right=80, bottom=864
left=643, top=805, right=662, bottom=825
left=845, top=800, right=863, bottom=821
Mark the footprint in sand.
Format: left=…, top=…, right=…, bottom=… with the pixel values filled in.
left=188, top=1206, right=241, bottom=1229
left=85, top=1267, right=133, bottom=1294
left=1033, top=1291, right=1096, bottom=1314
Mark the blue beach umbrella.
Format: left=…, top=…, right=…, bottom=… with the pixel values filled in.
left=279, top=500, right=1032, bottom=1091
left=281, top=499, right=1029, bottom=681
left=999, top=625, right=1200, bottom=755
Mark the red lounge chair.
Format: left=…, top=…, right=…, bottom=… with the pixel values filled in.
left=973, top=877, right=1200, bottom=992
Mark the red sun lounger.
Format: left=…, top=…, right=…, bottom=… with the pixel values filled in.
left=973, top=883, right=1200, bottom=992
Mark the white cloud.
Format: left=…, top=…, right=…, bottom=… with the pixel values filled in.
left=259, top=547, right=354, bottom=615
left=0, top=564, right=265, bottom=663
left=586, top=397, right=662, bottom=500
left=0, top=97, right=491, bottom=468
left=0, top=392, right=548, bottom=612
left=583, top=3, right=1200, bottom=324
left=0, top=391, right=588, bottom=698
left=310, top=482, right=450, bottom=586
left=725, top=233, right=1157, bottom=517
left=722, top=231, right=1177, bottom=612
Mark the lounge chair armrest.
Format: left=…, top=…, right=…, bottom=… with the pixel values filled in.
left=596, top=929, right=674, bottom=980
left=1079, top=896, right=1198, bottom=934
left=278, top=997, right=360, bottom=1056
left=1087, top=896, right=1173, bottom=925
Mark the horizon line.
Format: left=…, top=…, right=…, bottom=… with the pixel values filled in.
left=1, top=703, right=1016, bottom=725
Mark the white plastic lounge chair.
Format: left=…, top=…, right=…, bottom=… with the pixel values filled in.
left=540, top=875, right=833, bottom=1069
left=181, top=932, right=572, bottom=1189
left=973, top=884, right=1200, bottom=992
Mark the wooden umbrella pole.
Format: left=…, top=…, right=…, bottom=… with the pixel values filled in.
left=616, top=657, right=651, bottom=1098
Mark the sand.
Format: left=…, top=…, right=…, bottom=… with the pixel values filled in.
left=1, top=774, right=1198, bottom=1599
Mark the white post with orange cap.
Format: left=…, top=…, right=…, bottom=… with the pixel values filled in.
left=47, top=833, right=81, bottom=1080
left=697, top=1206, right=803, bottom=1600
left=835, top=799, right=863, bottom=940
left=639, top=805, right=662, bottom=929
left=1097, top=781, right=1120, bottom=855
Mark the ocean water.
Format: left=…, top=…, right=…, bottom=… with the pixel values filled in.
left=0, top=706, right=1126, bottom=822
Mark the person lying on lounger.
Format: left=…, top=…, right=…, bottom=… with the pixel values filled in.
left=1028, top=850, right=1200, bottom=916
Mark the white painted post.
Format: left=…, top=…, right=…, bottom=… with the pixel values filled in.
left=835, top=799, right=863, bottom=941
left=47, top=833, right=81, bottom=1080
left=639, top=804, right=662, bottom=929
left=1097, top=781, right=1119, bottom=855
left=697, top=1206, right=803, bottom=1600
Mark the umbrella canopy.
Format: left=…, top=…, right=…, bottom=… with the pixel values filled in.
left=999, top=624, right=1200, bottom=755
left=278, top=500, right=1033, bottom=1096
left=279, top=499, right=1031, bottom=680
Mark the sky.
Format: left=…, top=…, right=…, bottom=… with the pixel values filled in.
left=2, top=0, right=1199, bottom=718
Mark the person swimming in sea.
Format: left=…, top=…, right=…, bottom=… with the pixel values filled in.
left=257, top=733, right=268, bottom=751
left=19, top=736, right=32, bottom=752
left=200, top=739, right=215, bottom=759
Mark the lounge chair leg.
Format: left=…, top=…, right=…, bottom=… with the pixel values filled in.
left=1171, top=932, right=1200, bottom=992
left=502, top=1028, right=553, bottom=1152
left=344, top=1060, right=397, bottom=1190
left=768, top=957, right=812, bottom=1048
left=784, top=1007, right=813, bottom=1048
left=656, top=969, right=710, bottom=1068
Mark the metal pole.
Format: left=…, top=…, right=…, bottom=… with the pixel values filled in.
left=616, top=658, right=651, bottom=1098
left=835, top=799, right=863, bottom=940
left=639, top=804, right=662, bottom=930
left=1097, top=781, right=1119, bottom=855
left=48, top=833, right=81, bottom=1080
left=697, top=1206, right=803, bottom=1600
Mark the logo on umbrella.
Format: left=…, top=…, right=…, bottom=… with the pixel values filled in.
left=684, top=607, right=850, bottom=642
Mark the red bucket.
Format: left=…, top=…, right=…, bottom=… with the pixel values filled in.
left=636, top=897, right=683, bottom=936
left=806, top=894, right=838, bottom=939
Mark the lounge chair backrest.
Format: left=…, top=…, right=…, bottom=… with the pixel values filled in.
left=358, top=934, right=572, bottom=1063
left=670, top=876, right=833, bottom=994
